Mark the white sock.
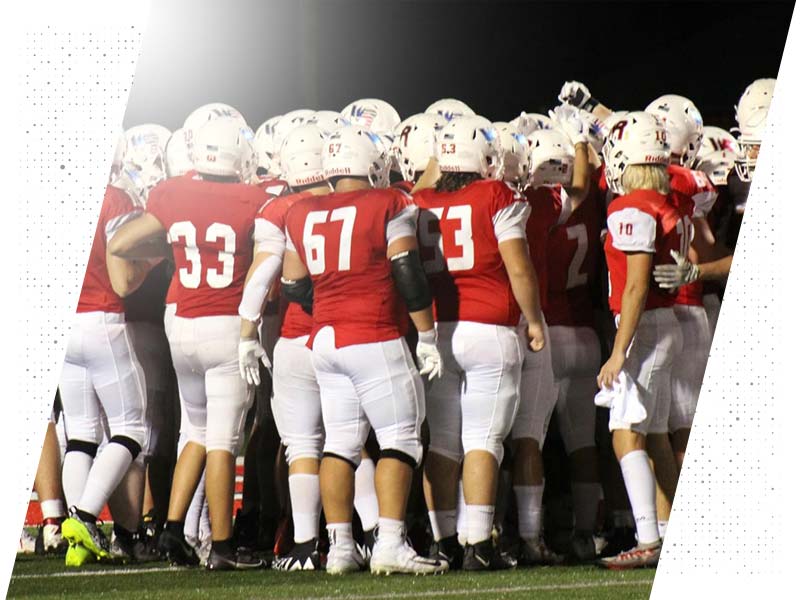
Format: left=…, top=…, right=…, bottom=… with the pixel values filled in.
left=199, top=499, right=211, bottom=542
left=78, top=442, right=135, bottom=518
left=377, top=517, right=405, bottom=545
left=619, top=450, right=659, bottom=545
left=465, top=504, right=495, bottom=545
left=514, top=484, right=544, bottom=541
left=40, top=499, right=66, bottom=521
left=428, top=509, right=457, bottom=542
left=288, top=473, right=321, bottom=543
left=184, top=471, right=206, bottom=540
left=571, top=482, right=602, bottom=533
left=327, top=522, right=354, bottom=548
left=456, top=482, right=468, bottom=546
left=62, top=450, right=94, bottom=508
left=353, top=458, right=379, bottom=532
left=658, top=520, right=668, bottom=539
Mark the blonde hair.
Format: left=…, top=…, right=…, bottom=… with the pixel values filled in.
left=621, top=164, right=670, bottom=195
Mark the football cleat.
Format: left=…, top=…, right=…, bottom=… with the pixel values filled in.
left=206, top=546, right=267, bottom=571
left=65, top=543, right=96, bottom=567
left=41, top=520, right=68, bottom=555
left=18, top=528, right=36, bottom=554
left=569, top=532, right=598, bottom=563
left=272, top=539, right=322, bottom=571
left=157, top=528, right=200, bottom=567
left=518, top=537, right=564, bottom=566
left=371, top=535, right=448, bottom=576
left=428, top=534, right=464, bottom=570
left=61, top=509, right=111, bottom=560
left=597, top=542, right=661, bottom=570
left=357, top=528, right=375, bottom=565
left=599, top=527, right=638, bottom=558
left=326, top=541, right=365, bottom=575
left=462, top=539, right=514, bottom=571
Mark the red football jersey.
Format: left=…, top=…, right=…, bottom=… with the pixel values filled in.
left=414, top=180, right=530, bottom=326
left=284, top=188, right=415, bottom=347
left=545, top=193, right=603, bottom=327
left=255, top=191, right=316, bottom=339
left=604, top=190, right=685, bottom=315
left=668, top=164, right=717, bottom=307
left=147, top=176, right=269, bottom=318
left=76, top=185, right=141, bottom=313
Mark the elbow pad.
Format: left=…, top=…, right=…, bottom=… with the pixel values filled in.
left=281, top=276, right=314, bottom=315
left=390, top=250, right=432, bottom=312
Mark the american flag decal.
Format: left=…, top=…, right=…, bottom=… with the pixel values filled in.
left=350, top=105, right=378, bottom=128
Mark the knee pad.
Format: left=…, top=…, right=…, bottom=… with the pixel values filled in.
left=283, top=432, right=324, bottom=465
left=322, top=451, right=359, bottom=470
left=109, top=435, right=142, bottom=461
left=322, top=441, right=362, bottom=469
left=379, top=448, right=418, bottom=469
left=65, top=439, right=99, bottom=458
left=374, top=424, right=424, bottom=468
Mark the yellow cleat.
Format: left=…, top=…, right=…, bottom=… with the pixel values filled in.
left=65, top=543, right=95, bottom=567
left=62, top=516, right=111, bottom=560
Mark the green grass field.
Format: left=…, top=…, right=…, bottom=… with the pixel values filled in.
left=9, top=555, right=654, bottom=600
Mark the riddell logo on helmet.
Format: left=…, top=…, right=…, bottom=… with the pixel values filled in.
left=294, top=174, right=325, bottom=185
left=325, top=167, right=351, bottom=175
left=645, top=155, right=666, bottom=163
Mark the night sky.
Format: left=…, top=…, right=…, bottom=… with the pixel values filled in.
left=123, top=0, right=795, bottom=132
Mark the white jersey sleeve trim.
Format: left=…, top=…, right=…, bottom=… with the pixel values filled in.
left=607, top=207, right=657, bottom=253
left=285, top=227, right=297, bottom=253
left=254, top=218, right=287, bottom=257
left=386, top=204, right=419, bottom=245
left=493, top=200, right=531, bottom=243
left=556, top=186, right=575, bottom=226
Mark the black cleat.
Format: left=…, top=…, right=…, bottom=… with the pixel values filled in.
left=429, top=534, right=464, bottom=570
left=600, top=527, right=638, bottom=559
left=157, top=528, right=200, bottom=567
left=273, top=539, right=321, bottom=571
left=357, top=528, right=375, bottom=564
left=206, top=546, right=267, bottom=571
left=463, top=539, right=514, bottom=571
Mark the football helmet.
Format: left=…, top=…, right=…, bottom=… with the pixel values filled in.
left=123, top=123, right=171, bottom=197
left=322, top=125, right=390, bottom=188
left=694, top=149, right=736, bottom=187
left=734, top=78, right=776, bottom=181
left=602, top=111, right=670, bottom=195
left=391, top=113, right=445, bottom=182
left=512, top=112, right=556, bottom=138
left=253, top=115, right=283, bottom=177
left=109, top=131, right=127, bottom=181
left=279, top=124, right=327, bottom=188
left=493, top=122, right=530, bottom=187
left=340, top=99, right=401, bottom=134
left=645, top=94, right=704, bottom=166
left=183, top=103, right=247, bottom=154
left=698, top=125, right=739, bottom=157
left=308, top=110, right=345, bottom=134
left=424, top=98, right=476, bottom=122
left=165, top=128, right=193, bottom=178
left=192, top=116, right=256, bottom=180
left=435, top=115, right=501, bottom=179
left=528, top=128, right=575, bottom=188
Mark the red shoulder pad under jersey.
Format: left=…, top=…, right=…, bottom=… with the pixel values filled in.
left=414, top=179, right=529, bottom=326
left=392, top=180, right=414, bottom=194
left=604, top=190, right=684, bottom=315
left=545, top=193, right=602, bottom=327
left=668, top=163, right=717, bottom=218
left=147, top=176, right=269, bottom=318
left=284, top=187, right=414, bottom=348
left=77, top=185, right=141, bottom=313
left=254, top=190, right=315, bottom=256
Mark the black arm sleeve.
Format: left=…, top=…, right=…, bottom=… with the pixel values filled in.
left=390, top=250, right=432, bottom=312
left=281, top=276, right=314, bottom=315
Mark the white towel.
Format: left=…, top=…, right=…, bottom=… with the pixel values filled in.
left=594, top=370, right=647, bottom=426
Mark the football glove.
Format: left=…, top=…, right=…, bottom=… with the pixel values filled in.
left=558, top=81, right=593, bottom=110
left=416, top=330, right=443, bottom=381
left=548, top=105, right=590, bottom=145
left=238, top=339, right=271, bottom=386
left=653, top=250, right=701, bottom=290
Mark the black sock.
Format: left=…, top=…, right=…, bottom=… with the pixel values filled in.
left=75, top=509, right=97, bottom=524
left=211, top=538, right=234, bottom=556
left=113, top=524, right=135, bottom=542
left=165, top=521, right=185, bottom=537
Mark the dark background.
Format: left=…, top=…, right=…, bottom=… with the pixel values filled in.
left=123, top=0, right=795, bottom=132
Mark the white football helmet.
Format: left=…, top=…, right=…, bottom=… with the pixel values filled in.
left=307, top=110, right=345, bottom=135
left=279, top=124, right=327, bottom=188
left=493, top=122, right=530, bottom=187
left=322, top=125, right=390, bottom=188
left=602, top=111, right=670, bottom=195
left=183, top=103, right=247, bottom=156
left=391, top=113, right=445, bottom=182
left=109, top=131, right=127, bottom=182
left=425, top=98, right=476, bottom=122
left=164, top=128, right=193, bottom=178
left=123, top=123, right=171, bottom=198
left=698, top=125, right=739, bottom=157
left=192, top=117, right=255, bottom=180
left=340, top=99, right=401, bottom=134
left=695, top=149, right=736, bottom=187
left=528, top=128, right=575, bottom=188
left=253, top=115, right=283, bottom=177
left=512, top=112, right=556, bottom=138
left=734, top=78, right=776, bottom=181
left=645, top=94, right=704, bottom=166
left=435, top=115, right=501, bottom=179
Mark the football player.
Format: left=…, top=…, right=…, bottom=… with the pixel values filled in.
left=341, top=98, right=402, bottom=134
left=595, top=113, right=684, bottom=569
left=109, top=117, right=266, bottom=571
left=237, top=123, right=331, bottom=571
left=281, top=125, right=447, bottom=576
left=425, top=98, right=475, bottom=122
left=415, top=116, right=545, bottom=571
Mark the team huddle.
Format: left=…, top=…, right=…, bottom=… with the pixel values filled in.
left=21, top=77, right=772, bottom=574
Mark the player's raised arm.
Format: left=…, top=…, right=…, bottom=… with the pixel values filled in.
left=107, top=213, right=168, bottom=259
